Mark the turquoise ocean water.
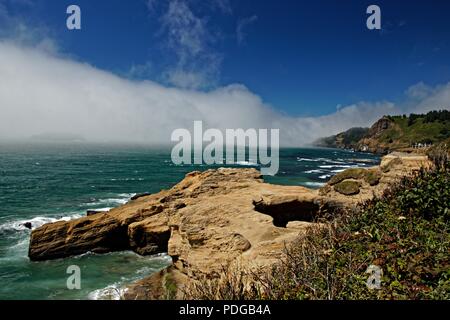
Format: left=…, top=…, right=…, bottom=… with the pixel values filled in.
left=0, top=143, right=380, bottom=300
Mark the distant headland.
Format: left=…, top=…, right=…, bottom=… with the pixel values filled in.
left=314, top=110, right=450, bottom=154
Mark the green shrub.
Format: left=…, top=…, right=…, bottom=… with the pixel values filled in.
left=187, top=167, right=450, bottom=300
left=364, top=169, right=381, bottom=186
left=328, top=168, right=381, bottom=188
left=328, top=168, right=365, bottom=185
left=333, top=180, right=361, bottom=195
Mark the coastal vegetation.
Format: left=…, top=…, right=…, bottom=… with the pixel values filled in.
left=315, top=127, right=369, bottom=150
left=315, top=110, right=450, bottom=153
left=186, top=149, right=450, bottom=300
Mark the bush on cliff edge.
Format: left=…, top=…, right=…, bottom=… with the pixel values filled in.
left=186, top=163, right=450, bottom=300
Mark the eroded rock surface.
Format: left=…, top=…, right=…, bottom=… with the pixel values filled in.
left=319, top=152, right=431, bottom=204
left=28, top=152, right=432, bottom=299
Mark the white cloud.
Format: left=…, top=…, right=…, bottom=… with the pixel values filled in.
left=162, top=69, right=209, bottom=90
left=1, top=41, right=449, bottom=147
left=406, top=81, right=433, bottom=100
left=236, top=15, right=258, bottom=45
left=127, top=61, right=153, bottom=79
left=210, top=0, right=232, bottom=14
left=146, top=0, right=158, bottom=12
left=0, top=0, right=58, bottom=54
left=410, top=82, right=450, bottom=114
left=0, top=1, right=448, bottom=149
left=159, top=0, right=222, bottom=89
left=0, top=41, right=269, bottom=144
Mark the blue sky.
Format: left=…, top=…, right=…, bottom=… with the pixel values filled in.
left=1, top=0, right=450, bottom=145
left=3, top=0, right=450, bottom=117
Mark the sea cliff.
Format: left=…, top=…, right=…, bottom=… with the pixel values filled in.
left=28, top=152, right=432, bottom=299
left=314, top=110, right=450, bottom=154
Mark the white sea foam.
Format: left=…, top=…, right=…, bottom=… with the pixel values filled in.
left=235, top=160, right=258, bottom=166
left=88, top=283, right=126, bottom=300
left=98, top=207, right=112, bottom=211
left=7, top=238, right=28, bottom=251
left=318, top=174, right=332, bottom=179
left=297, top=157, right=332, bottom=162
left=303, top=169, right=323, bottom=174
left=319, top=165, right=353, bottom=169
left=101, top=198, right=128, bottom=205
left=322, top=159, right=346, bottom=164
left=301, top=182, right=326, bottom=187
left=87, top=207, right=112, bottom=213
left=85, top=193, right=137, bottom=207
left=351, top=158, right=378, bottom=164
left=0, top=214, right=82, bottom=232
left=118, top=193, right=136, bottom=198
left=87, top=253, right=172, bottom=300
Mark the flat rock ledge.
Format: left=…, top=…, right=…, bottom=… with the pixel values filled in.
left=28, top=153, right=431, bottom=299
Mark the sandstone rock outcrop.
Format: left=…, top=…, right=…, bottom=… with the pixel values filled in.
left=28, top=152, right=432, bottom=299
left=319, top=152, right=432, bottom=204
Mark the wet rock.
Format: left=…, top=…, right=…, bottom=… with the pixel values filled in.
left=23, top=222, right=32, bottom=230
left=86, top=210, right=104, bottom=216
left=131, top=193, right=152, bottom=201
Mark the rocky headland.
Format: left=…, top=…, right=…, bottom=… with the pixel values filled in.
left=28, top=152, right=432, bottom=299
left=314, top=110, right=450, bottom=154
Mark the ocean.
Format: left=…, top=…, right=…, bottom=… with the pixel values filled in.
left=0, top=143, right=380, bottom=300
